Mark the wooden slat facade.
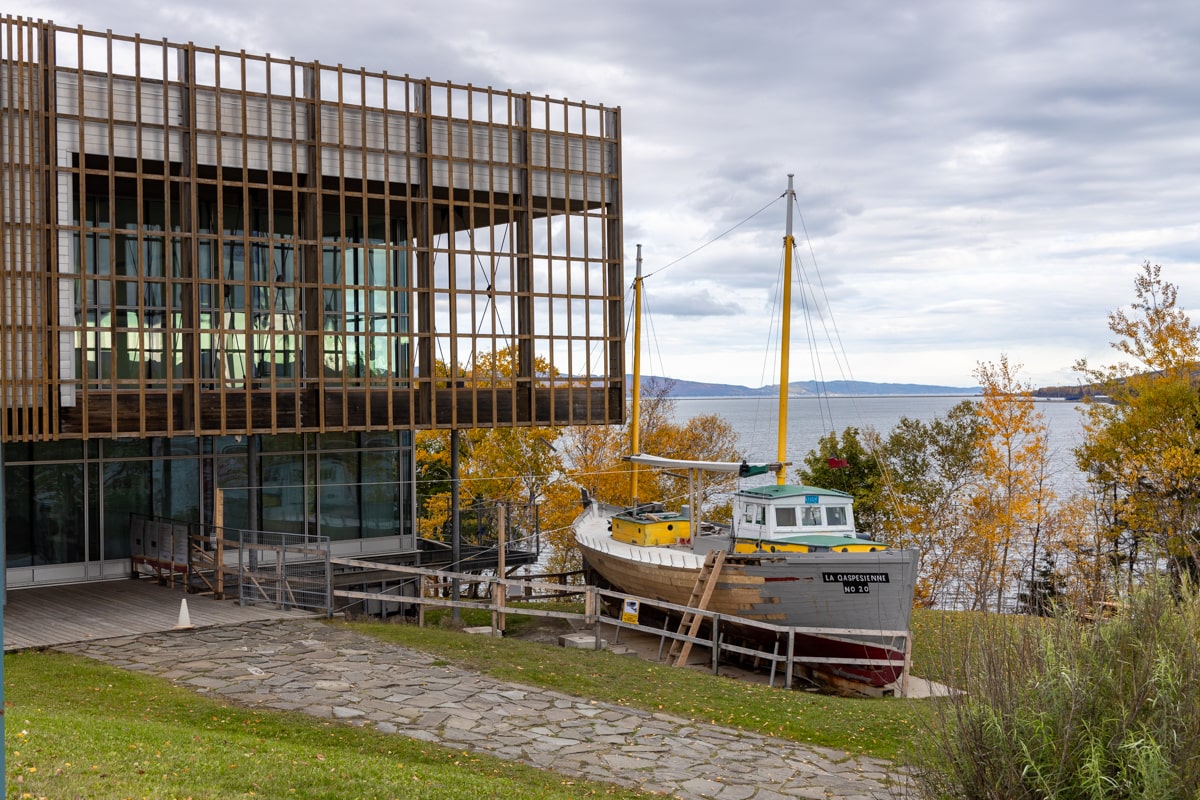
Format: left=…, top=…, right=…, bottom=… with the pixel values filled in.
left=0, top=17, right=625, bottom=443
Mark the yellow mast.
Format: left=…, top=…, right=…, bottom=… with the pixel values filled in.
left=630, top=244, right=643, bottom=507
left=777, top=175, right=796, bottom=485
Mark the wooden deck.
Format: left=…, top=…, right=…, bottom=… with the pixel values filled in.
left=3, top=577, right=318, bottom=651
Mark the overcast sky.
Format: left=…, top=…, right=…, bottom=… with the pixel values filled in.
left=13, top=0, right=1200, bottom=389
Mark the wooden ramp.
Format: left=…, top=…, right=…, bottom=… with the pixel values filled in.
left=4, top=579, right=316, bottom=652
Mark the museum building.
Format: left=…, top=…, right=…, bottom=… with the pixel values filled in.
left=0, top=17, right=624, bottom=588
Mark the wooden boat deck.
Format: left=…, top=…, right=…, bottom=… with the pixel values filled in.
left=3, top=578, right=318, bottom=652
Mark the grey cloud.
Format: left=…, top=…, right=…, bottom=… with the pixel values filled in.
left=18, top=0, right=1200, bottom=387
left=647, top=288, right=744, bottom=318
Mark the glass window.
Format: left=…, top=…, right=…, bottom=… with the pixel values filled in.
left=826, top=506, right=848, bottom=526
left=103, top=458, right=150, bottom=558
left=4, top=463, right=34, bottom=567
left=157, top=454, right=200, bottom=523
left=261, top=433, right=307, bottom=453
left=775, top=507, right=796, bottom=527
left=320, top=211, right=408, bottom=382
left=742, top=503, right=766, bottom=525
left=317, top=432, right=358, bottom=451
left=361, top=449, right=400, bottom=538
left=214, top=448, right=249, bottom=531
left=88, top=463, right=101, bottom=562
left=362, top=431, right=400, bottom=450
left=261, top=453, right=311, bottom=535
left=319, top=452, right=360, bottom=541
left=20, top=462, right=85, bottom=564
left=802, top=507, right=822, bottom=526
left=76, top=188, right=308, bottom=392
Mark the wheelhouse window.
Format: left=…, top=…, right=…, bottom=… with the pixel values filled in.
left=743, top=503, right=766, bottom=526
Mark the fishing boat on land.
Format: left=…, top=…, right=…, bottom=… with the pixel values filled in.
left=574, top=175, right=919, bottom=689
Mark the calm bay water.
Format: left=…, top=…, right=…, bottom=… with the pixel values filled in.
left=671, top=395, right=1091, bottom=493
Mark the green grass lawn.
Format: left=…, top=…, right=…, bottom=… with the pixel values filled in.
left=3, top=650, right=654, bottom=799
left=4, top=604, right=965, bottom=797
left=347, top=605, right=930, bottom=762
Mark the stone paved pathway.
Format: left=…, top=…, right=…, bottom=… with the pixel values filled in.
left=59, top=619, right=905, bottom=799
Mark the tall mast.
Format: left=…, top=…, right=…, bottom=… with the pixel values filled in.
left=630, top=244, right=643, bottom=506
left=777, top=176, right=796, bottom=485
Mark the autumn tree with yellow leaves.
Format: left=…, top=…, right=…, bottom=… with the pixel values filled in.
left=961, top=355, right=1057, bottom=612
left=415, top=356, right=741, bottom=574
left=1075, top=262, right=1200, bottom=583
left=797, top=375, right=1063, bottom=611
left=414, top=347, right=580, bottom=571
left=558, top=379, right=741, bottom=529
left=874, top=405, right=985, bottom=608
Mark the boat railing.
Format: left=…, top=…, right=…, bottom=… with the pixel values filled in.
left=586, top=534, right=703, bottom=567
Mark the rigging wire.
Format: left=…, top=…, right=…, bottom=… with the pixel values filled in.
left=787, top=206, right=908, bottom=517
left=793, top=240, right=839, bottom=448
left=622, top=274, right=672, bottom=402
left=743, top=244, right=786, bottom=460
left=642, top=192, right=785, bottom=279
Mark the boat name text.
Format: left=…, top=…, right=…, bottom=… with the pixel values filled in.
left=823, top=572, right=889, bottom=594
left=822, top=573, right=890, bottom=583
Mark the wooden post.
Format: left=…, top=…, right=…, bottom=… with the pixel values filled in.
left=586, top=586, right=601, bottom=648
left=214, top=487, right=226, bottom=599
left=214, top=527, right=225, bottom=599
left=418, top=577, right=428, bottom=627
left=712, top=615, right=721, bottom=675
left=497, top=501, right=506, bottom=634
left=785, top=628, right=795, bottom=689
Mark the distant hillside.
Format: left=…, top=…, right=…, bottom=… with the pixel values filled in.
left=628, top=375, right=980, bottom=398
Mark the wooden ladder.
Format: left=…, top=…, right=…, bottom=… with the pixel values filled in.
left=668, top=550, right=727, bottom=667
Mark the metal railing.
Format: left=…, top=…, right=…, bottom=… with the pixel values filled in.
left=129, top=514, right=332, bottom=614
left=223, top=529, right=332, bottom=613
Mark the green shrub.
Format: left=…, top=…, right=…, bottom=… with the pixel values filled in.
left=910, top=583, right=1200, bottom=799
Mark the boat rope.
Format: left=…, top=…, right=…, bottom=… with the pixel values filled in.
left=792, top=238, right=841, bottom=455
left=614, top=272, right=699, bottom=417
left=641, top=192, right=785, bottom=279
left=782, top=219, right=917, bottom=533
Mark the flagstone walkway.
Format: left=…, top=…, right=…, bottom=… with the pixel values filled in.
left=59, top=618, right=906, bottom=799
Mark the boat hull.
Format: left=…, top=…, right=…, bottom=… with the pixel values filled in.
left=576, top=506, right=918, bottom=687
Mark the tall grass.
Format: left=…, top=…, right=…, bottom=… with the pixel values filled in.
left=910, top=583, right=1200, bottom=799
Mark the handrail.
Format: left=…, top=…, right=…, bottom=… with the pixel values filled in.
left=129, top=513, right=333, bottom=615
left=329, top=559, right=912, bottom=694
